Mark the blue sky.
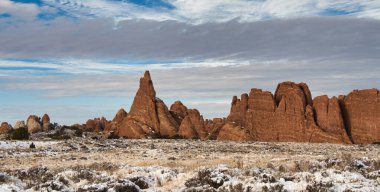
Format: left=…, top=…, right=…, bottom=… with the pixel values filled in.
left=0, top=0, right=380, bottom=125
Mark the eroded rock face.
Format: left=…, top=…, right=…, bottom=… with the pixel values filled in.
left=27, top=115, right=42, bottom=134
left=340, top=89, right=380, bottom=144
left=313, top=96, right=351, bottom=143
left=218, top=82, right=350, bottom=143
left=0, top=122, right=12, bottom=134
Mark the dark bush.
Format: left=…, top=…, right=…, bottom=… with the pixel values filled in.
left=75, top=129, right=83, bottom=137
left=9, top=127, right=29, bottom=140
left=129, top=176, right=149, bottom=189
left=185, top=168, right=229, bottom=189
left=107, top=131, right=119, bottom=139
left=47, top=128, right=71, bottom=140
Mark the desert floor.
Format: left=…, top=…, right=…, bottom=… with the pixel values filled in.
left=1, top=139, right=379, bottom=191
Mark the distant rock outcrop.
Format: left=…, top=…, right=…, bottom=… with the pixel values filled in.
left=0, top=122, right=12, bottom=134
left=27, top=115, right=42, bottom=134
left=42, top=114, right=53, bottom=131
left=14, top=121, right=26, bottom=129
left=85, top=117, right=109, bottom=132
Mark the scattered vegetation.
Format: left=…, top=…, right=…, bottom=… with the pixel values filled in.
left=47, top=128, right=71, bottom=140
left=8, top=127, right=29, bottom=140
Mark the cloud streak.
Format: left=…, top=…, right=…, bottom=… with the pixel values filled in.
left=35, top=0, right=380, bottom=23
left=1, top=17, right=380, bottom=62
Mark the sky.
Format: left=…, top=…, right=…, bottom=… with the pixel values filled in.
left=0, top=0, right=379, bottom=125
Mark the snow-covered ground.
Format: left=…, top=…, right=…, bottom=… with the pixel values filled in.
left=0, top=141, right=60, bottom=149
left=0, top=139, right=379, bottom=191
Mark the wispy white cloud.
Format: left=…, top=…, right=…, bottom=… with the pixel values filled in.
left=0, top=0, right=40, bottom=20
left=39, top=0, right=380, bottom=24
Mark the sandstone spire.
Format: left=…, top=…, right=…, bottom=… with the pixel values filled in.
left=116, top=71, right=179, bottom=138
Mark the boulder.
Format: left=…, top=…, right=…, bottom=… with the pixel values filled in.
left=41, top=114, right=53, bottom=131
left=27, top=115, right=42, bottom=134
left=0, top=122, right=12, bottom=134
left=14, top=121, right=26, bottom=129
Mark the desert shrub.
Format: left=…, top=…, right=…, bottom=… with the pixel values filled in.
left=9, top=127, right=29, bottom=140
left=113, top=180, right=141, bottom=192
left=219, top=183, right=244, bottom=192
left=75, top=129, right=83, bottom=137
left=293, top=160, right=310, bottom=172
left=306, top=181, right=333, bottom=192
left=128, top=176, right=149, bottom=189
left=278, top=165, right=287, bottom=172
left=262, top=184, right=284, bottom=192
left=185, top=168, right=229, bottom=189
left=62, top=126, right=83, bottom=137
left=107, top=131, right=119, bottom=139
left=47, top=128, right=71, bottom=140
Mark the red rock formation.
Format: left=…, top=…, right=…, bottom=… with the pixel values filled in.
left=313, top=96, right=351, bottom=143
left=104, top=108, right=128, bottom=133
left=168, top=100, right=210, bottom=139
left=177, top=116, right=198, bottom=139
left=186, top=109, right=207, bottom=139
left=85, top=117, right=109, bottom=132
left=41, top=114, right=53, bottom=131
left=117, top=71, right=179, bottom=138
left=218, top=82, right=349, bottom=143
left=217, top=122, right=252, bottom=141
left=205, top=118, right=226, bottom=139
left=81, top=71, right=379, bottom=144
left=0, top=122, right=12, bottom=134
left=274, top=81, right=312, bottom=109
left=339, top=89, right=380, bottom=144
left=27, top=115, right=42, bottom=134
left=156, top=98, right=179, bottom=137
left=170, top=101, right=188, bottom=125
